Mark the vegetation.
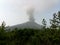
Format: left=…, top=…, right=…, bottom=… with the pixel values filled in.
left=0, top=11, right=60, bottom=45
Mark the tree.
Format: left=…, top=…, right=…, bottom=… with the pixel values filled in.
left=42, top=19, right=47, bottom=28
left=50, top=11, right=60, bottom=29
left=1, top=21, right=6, bottom=30
left=57, top=11, right=60, bottom=29
left=50, top=13, right=58, bottom=29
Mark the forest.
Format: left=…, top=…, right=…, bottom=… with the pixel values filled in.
left=0, top=11, right=60, bottom=45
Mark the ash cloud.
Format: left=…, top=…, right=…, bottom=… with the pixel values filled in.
left=27, top=7, right=35, bottom=22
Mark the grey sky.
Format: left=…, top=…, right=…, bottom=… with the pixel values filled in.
left=0, top=0, right=60, bottom=26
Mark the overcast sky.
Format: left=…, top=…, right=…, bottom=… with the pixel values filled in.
left=0, top=0, right=60, bottom=26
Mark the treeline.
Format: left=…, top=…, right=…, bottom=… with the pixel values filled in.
left=0, top=11, right=60, bottom=45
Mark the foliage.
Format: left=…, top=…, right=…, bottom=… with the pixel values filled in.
left=0, top=26, right=60, bottom=45
left=50, top=11, right=60, bottom=29
left=50, top=13, right=58, bottom=29
left=42, top=19, right=47, bottom=28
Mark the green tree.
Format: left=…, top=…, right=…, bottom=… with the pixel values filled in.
left=1, top=21, right=6, bottom=30
left=57, top=11, right=60, bottom=29
left=42, top=19, right=47, bottom=28
left=50, top=13, right=58, bottom=29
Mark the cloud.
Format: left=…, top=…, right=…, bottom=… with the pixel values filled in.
left=8, top=0, right=59, bottom=12
left=0, top=0, right=59, bottom=13
left=30, top=0, right=59, bottom=11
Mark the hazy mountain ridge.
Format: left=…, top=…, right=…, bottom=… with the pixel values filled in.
left=6, top=21, right=43, bottom=30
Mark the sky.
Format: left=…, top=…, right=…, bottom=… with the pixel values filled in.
left=0, top=0, right=60, bottom=26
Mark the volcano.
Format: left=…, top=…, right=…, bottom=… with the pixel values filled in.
left=6, top=7, right=43, bottom=30
left=6, top=21, right=42, bottom=30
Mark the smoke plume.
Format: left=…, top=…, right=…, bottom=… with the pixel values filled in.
left=27, top=7, right=35, bottom=22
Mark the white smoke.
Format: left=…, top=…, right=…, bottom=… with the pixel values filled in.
left=27, top=7, right=35, bottom=22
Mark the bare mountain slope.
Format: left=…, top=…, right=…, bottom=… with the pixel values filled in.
left=6, top=21, right=43, bottom=30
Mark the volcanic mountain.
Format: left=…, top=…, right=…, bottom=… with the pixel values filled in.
left=6, top=21, right=42, bottom=30
left=6, top=7, right=43, bottom=30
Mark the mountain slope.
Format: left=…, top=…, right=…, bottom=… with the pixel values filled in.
left=6, top=21, right=43, bottom=30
